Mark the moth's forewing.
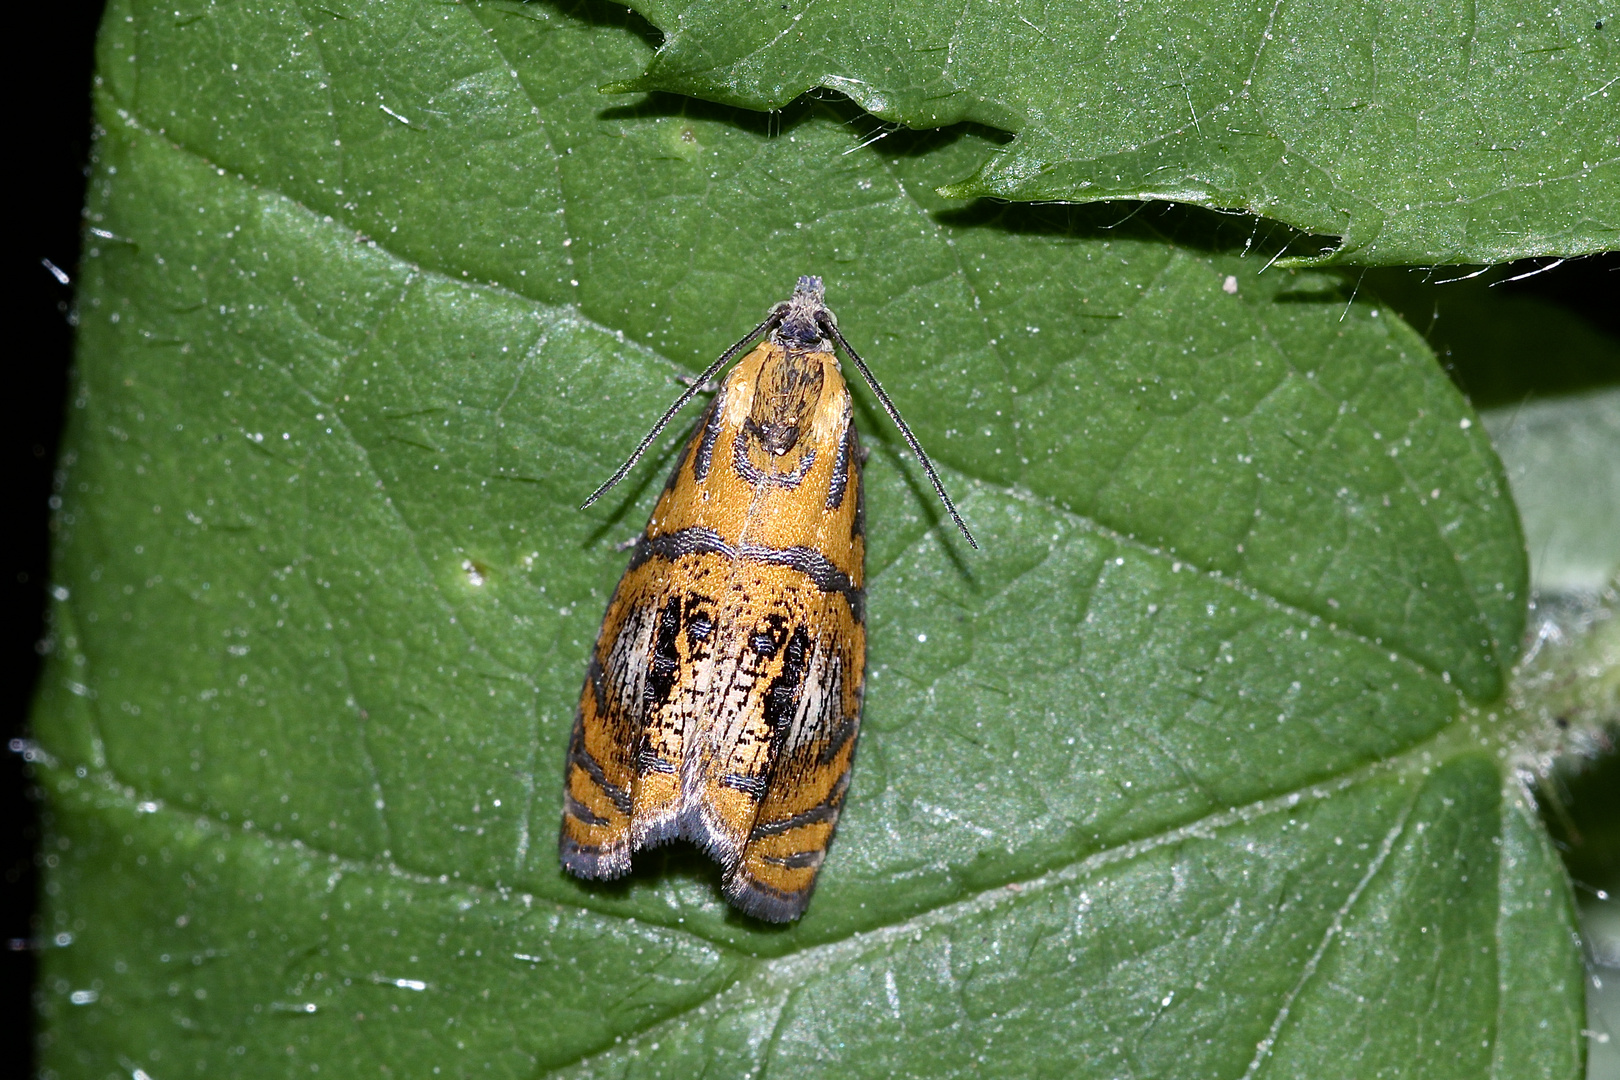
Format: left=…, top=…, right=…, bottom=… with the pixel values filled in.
left=560, top=339, right=866, bottom=922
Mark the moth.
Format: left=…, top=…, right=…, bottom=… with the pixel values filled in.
left=559, top=276, right=974, bottom=921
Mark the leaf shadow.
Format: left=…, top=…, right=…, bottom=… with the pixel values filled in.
left=597, top=89, right=797, bottom=140
left=517, top=0, right=664, bottom=50
left=933, top=197, right=1342, bottom=267
left=596, top=84, right=1010, bottom=157
left=597, top=85, right=1343, bottom=266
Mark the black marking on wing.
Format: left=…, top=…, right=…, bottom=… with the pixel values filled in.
left=749, top=792, right=843, bottom=840
left=761, top=850, right=823, bottom=869
left=692, top=398, right=725, bottom=482
left=826, top=422, right=854, bottom=510
left=644, top=596, right=683, bottom=706
left=762, top=626, right=811, bottom=748
left=628, top=528, right=865, bottom=622
left=628, top=527, right=732, bottom=567
left=635, top=745, right=676, bottom=774
left=818, top=710, right=860, bottom=765
left=720, top=773, right=769, bottom=800
left=731, top=426, right=818, bottom=488
left=751, top=613, right=790, bottom=658
left=563, top=793, right=610, bottom=826
left=560, top=836, right=630, bottom=880
left=742, top=546, right=864, bottom=624
left=661, top=410, right=712, bottom=495
left=568, top=737, right=632, bottom=816
left=684, top=594, right=715, bottom=654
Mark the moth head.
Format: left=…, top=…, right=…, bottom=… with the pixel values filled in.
left=774, top=275, right=834, bottom=350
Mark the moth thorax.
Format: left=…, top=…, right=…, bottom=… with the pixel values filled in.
left=749, top=350, right=827, bottom=455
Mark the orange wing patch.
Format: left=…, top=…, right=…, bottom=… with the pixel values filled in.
left=561, top=276, right=969, bottom=922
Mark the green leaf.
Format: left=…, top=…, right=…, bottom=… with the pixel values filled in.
left=616, top=0, right=1620, bottom=265
left=36, top=1, right=1581, bottom=1075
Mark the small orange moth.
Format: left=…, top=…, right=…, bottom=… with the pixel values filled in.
left=559, top=276, right=974, bottom=921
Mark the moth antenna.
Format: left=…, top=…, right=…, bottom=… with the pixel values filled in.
left=820, top=313, right=978, bottom=549
left=581, top=308, right=787, bottom=510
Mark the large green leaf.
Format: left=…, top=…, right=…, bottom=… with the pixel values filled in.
left=616, top=0, right=1620, bottom=266
left=35, top=1, right=1582, bottom=1076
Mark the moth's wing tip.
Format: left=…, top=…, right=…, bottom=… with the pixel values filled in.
left=723, top=874, right=812, bottom=923
left=559, top=836, right=633, bottom=881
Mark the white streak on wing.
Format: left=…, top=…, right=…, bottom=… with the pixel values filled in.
left=607, top=604, right=656, bottom=715
left=786, top=640, right=841, bottom=755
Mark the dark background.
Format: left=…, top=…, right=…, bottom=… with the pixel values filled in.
left=8, top=0, right=112, bottom=1063
left=8, top=2, right=1619, bottom=1068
